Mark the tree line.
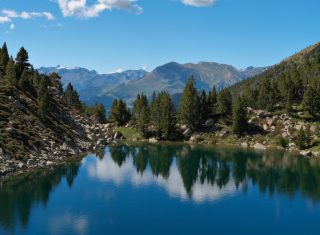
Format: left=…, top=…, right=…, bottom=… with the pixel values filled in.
left=109, top=76, right=248, bottom=138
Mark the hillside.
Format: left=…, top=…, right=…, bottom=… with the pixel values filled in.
left=230, top=42, right=320, bottom=98
left=0, top=45, right=120, bottom=177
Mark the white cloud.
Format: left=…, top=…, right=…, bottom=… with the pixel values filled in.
left=181, top=0, right=215, bottom=7
left=0, top=9, right=55, bottom=24
left=86, top=153, right=238, bottom=204
left=57, top=0, right=142, bottom=18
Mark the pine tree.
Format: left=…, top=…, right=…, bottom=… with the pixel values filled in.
left=303, top=85, right=317, bottom=117
left=18, top=69, right=30, bottom=91
left=1, top=42, right=9, bottom=71
left=95, top=104, right=107, bottom=123
left=232, top=96, right=248, bottom=135
left=257, top=78, right=271, bottom=110
left=207, top=86, right=217, bottom=117
left=132, top=93, right=149, bottom=135
left=217, top=88, right=232, bottom=117
left=15, top=47, right=30, bottom=78
left=149, top=92, right=161, bottom=134
left=38, top=93, right=49, bottom=120
left=178, top=77, right=199, bottom=129
left=109, top=99, right=131, bottom=125
left=158, top=91, right=176, bottom=139
left=295, top=128, right=311, bottom=150
left=37, top=77, right=51, bottom=119
left=199, top=90, right=208, bottom=124
left=4, top=59, right=17, bottom=86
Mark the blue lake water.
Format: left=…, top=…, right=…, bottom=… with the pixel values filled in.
left=1, top=143, right=320, bottom=235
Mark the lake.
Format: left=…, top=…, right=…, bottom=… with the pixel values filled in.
left=1, top=143, right=320, bottom=235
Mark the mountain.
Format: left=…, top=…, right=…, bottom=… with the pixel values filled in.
left=101, top=62, right=267, bottom=107
left=38, top=66, right=148, bottom=107
left=40, top=62, right=266, bottom=110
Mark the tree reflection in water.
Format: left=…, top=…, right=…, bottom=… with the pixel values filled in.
left=1, top=144, right=320, bottom=233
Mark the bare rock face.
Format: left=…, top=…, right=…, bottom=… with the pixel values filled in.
left=241, top=142, right=249, bottom=148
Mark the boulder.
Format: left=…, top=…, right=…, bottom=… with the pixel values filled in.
left=149, top=137, right=158, bottom=144
left=13, top=100, right=24, bottom=110
left=300, top=150, right=312, bottom=157
left=183, top=128, right=192, bottom=137
left=46, top=161, right=54, bottom=166
left=17, top=162, right=25, bottom=169
left=204, top=119, right=214, bottom=127
left=253, top=143, right=267, bottom=150
left=263, top=124, right=269, bottom=131
left=256, top=110, right=272, bottom=118
left=241, top=142, right=249, bottom=148
left=27, top=159, right=35, bottom=167
left=97, top=138, right=107, bottom=146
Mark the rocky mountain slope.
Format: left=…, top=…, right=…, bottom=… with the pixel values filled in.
left=0, top=66, right=123, bottom=177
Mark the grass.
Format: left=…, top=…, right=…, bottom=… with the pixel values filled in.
left=114, top=127, right=141, bottom=141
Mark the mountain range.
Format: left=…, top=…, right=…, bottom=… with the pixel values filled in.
left=39, top=62, right=267, bottom=110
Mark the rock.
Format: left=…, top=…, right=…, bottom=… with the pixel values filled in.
left=0, top=148, right=3, bottom=155
left=60, top=143, right=67, bottom=151
left=183, top=128, right=192, bottom=137
left=149, top=137, right=158, bottom=143
left=256, top=110, right=272, bottom=118
left=295, top=124, right=303, bottom=131
left=241, top=142, right=249, bottom=148
left=310, top=125, right=318, bottom=134
left=263, top=124, right=269, bottom=131
left=46, top=161, right=54, bottom=166
left=219, top=130, right=229, bottom=137
left=112, top=139, right=122, bottom=145
left=27, top=159, right=35, bottom=167
left=288, top=142, right=296, bottom=147
left=13, top=100, right=24, bottom=110
left=266, top=117, right=273, bottom=126
left=17, top=162, right=24, bottom=169
left=253, top=143, right=267, bottom=150
left=180, top=124, right=188, bottom=131
left=248, top=117, right=258, bottom=124
left=97, top=138, right=107, bottom=146
left=300, top=150, right=312, bottom=157
left=204, top=118, right=214, bottom=127
left=114, top=131, right=121, bottom=140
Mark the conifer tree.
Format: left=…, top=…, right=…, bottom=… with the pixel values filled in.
left=149, top=92, right=161, bottom=134
left=217, top=88, right=232, bottom=117
left=4, top=59, right=17, bottom=86
left=232, top=96, right=248, bottom=135
left=199, top=90, right=208, bottom=123
left=178, top=77, right=199, bottom=129
left=303, top=85, right=317, bottom=117
left=109, top=99, right=131, bottom=125
left=158, top=91, right=176, bottom=139
left=15, top=47, right=30, bottom=78
left=132, top=93, right=149, bottom=135
left=37, top=77, right=50, bottom=119
left=207, top=86, right=217, bottom=117
left=1, top=42, right=9, bottom=71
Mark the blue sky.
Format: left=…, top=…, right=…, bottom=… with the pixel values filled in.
left=0, top=0, right=319, bottom=73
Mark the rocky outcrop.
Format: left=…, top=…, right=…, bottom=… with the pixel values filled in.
left=0, top=113, right=122, bottom=177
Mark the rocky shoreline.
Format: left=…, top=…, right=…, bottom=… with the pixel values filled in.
left=0, top=113, right=124, bottom=178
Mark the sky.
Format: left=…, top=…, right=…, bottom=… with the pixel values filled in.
left=0, top=0, right=319, bottom=74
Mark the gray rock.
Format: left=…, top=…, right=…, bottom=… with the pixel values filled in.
left=17, top=162, right=24, bottom=169
left=253, top=143, right=267, bottom=150
left=204, top=118, right=214, bottom=127
left=27, top=159, right=35, bottom=167
left=46, top=161, right=54, bottom=166
left=149, top=137, right=158, bottom=143
left=183, top=128, right=192, bottom=137
left=300, top=150, right=312, bottom=157
left=13, top=100, right=24, bottom=110
left=241, top=142, right=249, bottom=148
